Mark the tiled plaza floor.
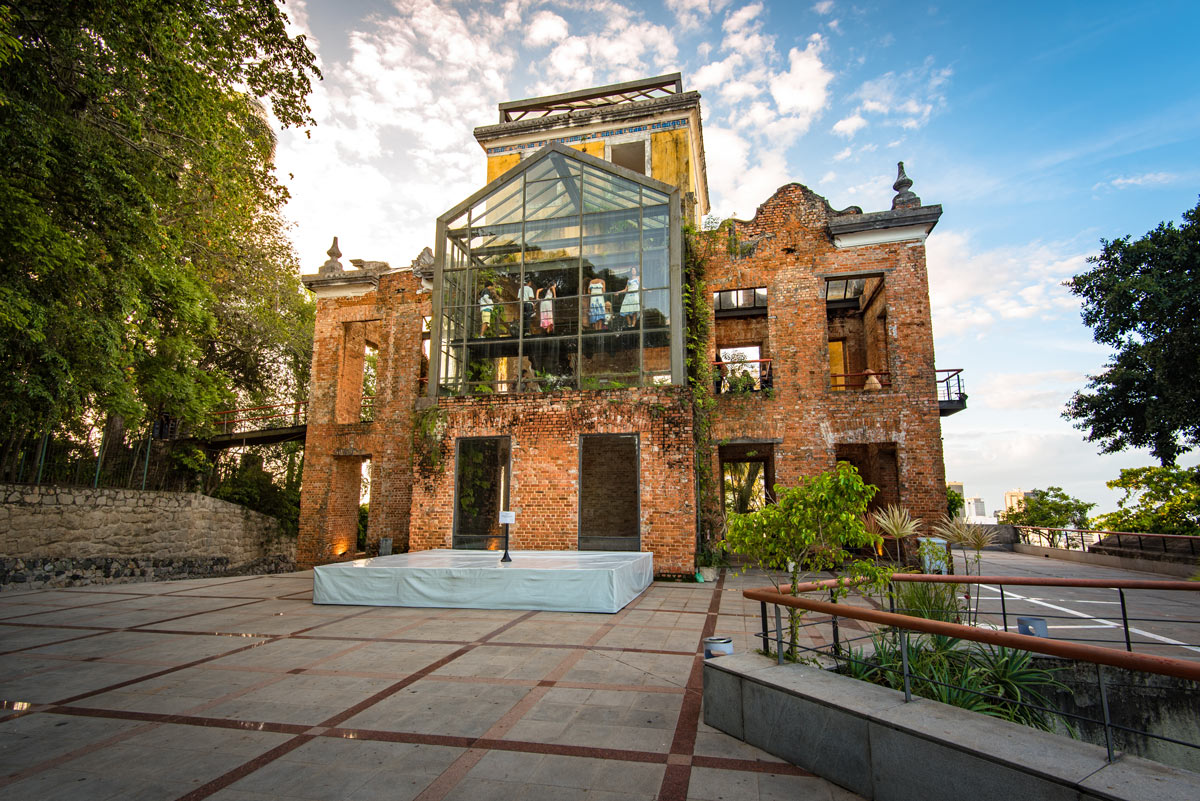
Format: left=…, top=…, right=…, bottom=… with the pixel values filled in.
left=0, top=569, right=862, bottom=801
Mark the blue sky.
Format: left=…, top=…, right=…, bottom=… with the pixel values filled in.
left=274, top=0, right=1200, bottom=517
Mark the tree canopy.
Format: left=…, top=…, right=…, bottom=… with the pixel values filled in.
left=1090, top=465, right=1200, bottom=536
left=1064, top=198, right=1200, bottom=466
left=998, top=486, right=1094, bottom=529
left=0, top=1, right=320, bottom=445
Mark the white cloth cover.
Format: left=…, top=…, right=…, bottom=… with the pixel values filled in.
left=312, top=549, right=653, bottom=614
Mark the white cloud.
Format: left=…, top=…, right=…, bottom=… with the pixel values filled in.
left=666, top=0, right=731, bottom=30
left=973, top=371, right=1084, bottom=411
left=820, top=170, right=837, bottom=183
left=812, top=0, right=834, bottom=13
left=926, top=231, right=1086, bottom=338
left=525, top=10, right=569, bottom=47
left=850, top=58, right=951, bottom=131
left=769, top=34, right=833, bottom=129
left=832, top=147, right=853, bottom=161
left=831, top=113, right=867, bottom=138
left=1099, top=172, right=1178, bottom=190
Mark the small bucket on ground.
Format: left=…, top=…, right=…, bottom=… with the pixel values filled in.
left=704, top=636, right=734, bottom=658
left=1017, top=616, right=1049, bottom=638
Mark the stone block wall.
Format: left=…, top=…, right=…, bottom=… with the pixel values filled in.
left=0, top=484, right=295, bottom=590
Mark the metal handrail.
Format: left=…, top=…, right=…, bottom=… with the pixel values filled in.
left=1016, top=526, right=1199, bottom=557
left=744, top=576, right=1200, bottom=681
left=830, top=370, right=891, bottom=390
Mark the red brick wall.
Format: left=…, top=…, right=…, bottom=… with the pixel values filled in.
left=409, top=387, right=696, bottom=576
left=297, top=270, right=429, bottom=568
left=298, top=181, right=947, bottom=573
left=703, top=183, right=947, bottom=532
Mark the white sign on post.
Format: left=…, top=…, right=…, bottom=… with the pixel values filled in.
left=498, top=510, right=515, bottom=525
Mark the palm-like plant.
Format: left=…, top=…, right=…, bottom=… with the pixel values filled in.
left=872, top=504, right=923, bottom=539
left=933, top=516, right=998, bottom=625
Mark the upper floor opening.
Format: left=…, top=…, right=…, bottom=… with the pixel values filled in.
left=474, top=74, right=709, bottom=225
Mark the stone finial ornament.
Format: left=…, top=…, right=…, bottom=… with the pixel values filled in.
left=891, top=162, right=921, bottom=210
left=410, top=246, right=435, bottom=280
left=319, top=236, right=344, bottom=275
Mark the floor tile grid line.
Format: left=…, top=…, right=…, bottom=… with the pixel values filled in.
left=21, top=632, right=287, bottom=711
left=0, top=590, right=152, bottom=621
left=0, top=627, right=116, bottom=659
left=0, top=597, right=280, bottom=660
left=174, top=734, right=318, bottom=801
left=172, top=610, right=541, bottom=801
left=158, top=574, right=279, bottom=596
left=0, top=715, right=165, bottom=789
left=409, top=606, right=616, bottom=801
left=656, top=569, right=725, bottom=801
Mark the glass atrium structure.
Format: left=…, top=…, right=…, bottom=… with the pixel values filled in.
left=431, top=144, right=683, bottom=395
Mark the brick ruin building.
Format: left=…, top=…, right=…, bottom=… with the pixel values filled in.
left=297, top=74, right=963, bottom=576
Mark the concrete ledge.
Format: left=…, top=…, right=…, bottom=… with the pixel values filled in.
left=1014, top=543, right=1197, bottom=578
left=703, top=654, right=1200, bottom=801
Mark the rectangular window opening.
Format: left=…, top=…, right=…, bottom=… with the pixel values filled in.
left=610, top=141, right=646, bottom=175
left=825, top=276, right=887, bottom=391
left=579, top=434, right=640, bottom=551
left=453, top=437, right=511, bottom=550
left=713, top=286, right=768, bottom=318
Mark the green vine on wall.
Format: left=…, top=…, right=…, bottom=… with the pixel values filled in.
left=684, top=223, right=723, bottom=561
left=412, top=406, right=448, bottom=473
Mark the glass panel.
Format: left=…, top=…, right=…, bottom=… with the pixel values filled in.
left=755, top=287, right=768, bottom=307
left=641, top=186, right=671, bottom=206
left=641, top=289, right=669, bottom=329
left=522, top=336, right=577, bottom=391
left=527, top=176, right=581, bottom=221
left=582, top=164, right=642, bottom=212
left=579, top=434, right=639, bottom=550
left=525, top=217, right=579, bottom=261
left=453, top=438, right=510, bottom=550
left=580, top=332, right=639, bottom=387
left=524, top=151, right=580, bottom=182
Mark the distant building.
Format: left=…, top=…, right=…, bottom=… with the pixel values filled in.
left=1003, top=489, right=1031, bottom=512
left=964, top=496, right=985, bottom=518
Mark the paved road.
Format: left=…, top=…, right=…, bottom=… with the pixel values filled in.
left=954, top=549, right=1200, bottom=661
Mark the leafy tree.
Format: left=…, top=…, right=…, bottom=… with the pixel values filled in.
left=998, top=486, right=1094, bottom=529
left=1090, top=465, right=1200, bottom=536
left=1064, top=198, right=1200, bottom=466
left=724, top=462, right=891, bottom=657
left=947, top=487, right=965, bottom=519
left=0, top=1, right=319, bottom=446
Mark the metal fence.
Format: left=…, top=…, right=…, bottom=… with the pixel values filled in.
left=0, top=429, right=187, bottom=492
left=747, top=575, right=1200, bottom=764
left=1017, top=526, right=1199, bottom=559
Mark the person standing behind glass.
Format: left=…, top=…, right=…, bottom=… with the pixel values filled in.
left=620, top=268, right=640, bottom=328
left=521, top=278, right=537, bottom=335
left=587, top=276, right=606, bottom=330
left=479, top=283, right=496, bottom=337
left=538, top=284, right=556, bottom=334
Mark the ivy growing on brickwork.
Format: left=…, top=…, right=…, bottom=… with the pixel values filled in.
left=684, top=222, right=724, bottom=562
left=412, top=406, right=448, bottom=474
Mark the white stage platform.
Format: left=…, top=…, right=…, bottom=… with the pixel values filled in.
left=312, top=549, right=653, bottom=614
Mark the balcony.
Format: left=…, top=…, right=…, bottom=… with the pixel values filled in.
left=937, top=369, right=967, bottom=416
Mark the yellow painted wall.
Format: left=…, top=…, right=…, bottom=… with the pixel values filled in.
left=650, top=129, right=691, bottom=193
left=571, top=140, right=605, bottom=158
left=486, top=154, right=521, bottom=183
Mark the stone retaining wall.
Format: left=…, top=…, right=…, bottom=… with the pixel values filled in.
left=0, top=484, right=296, bottom=590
